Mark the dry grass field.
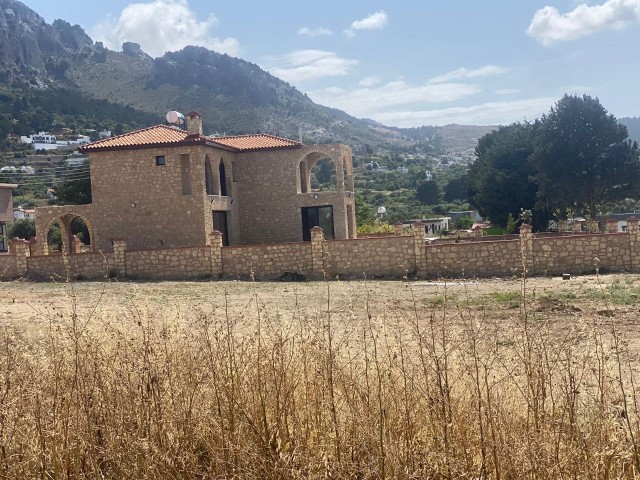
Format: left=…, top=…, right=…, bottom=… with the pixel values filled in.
left=2, top=273, right=640, bottom=478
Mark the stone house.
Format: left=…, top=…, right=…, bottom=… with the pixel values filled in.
left=34, top=112, right=356, bottom=254
left=0, top=184, right=17, bottom=252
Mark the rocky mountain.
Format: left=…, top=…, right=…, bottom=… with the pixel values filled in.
left=0, top=0, right=416, bottom=148
left=620, top=117, right=640, bottom=143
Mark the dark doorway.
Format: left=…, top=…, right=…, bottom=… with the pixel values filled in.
left=302, top=206, right=335, bottom=241
left=0, top=223, right=6, bottom=252
left=212, top=211, right=229, bottom=246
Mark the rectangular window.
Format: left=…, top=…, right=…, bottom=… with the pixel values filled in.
left=0, top=223, right=6, bottom=252
left=155, top=155, right=166, bottom=166
left=180, top=154, right=192, bottom=196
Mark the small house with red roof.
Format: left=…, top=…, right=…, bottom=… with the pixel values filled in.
left=34, top=112, right=356, bottom=254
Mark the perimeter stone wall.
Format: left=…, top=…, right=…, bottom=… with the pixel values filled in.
left=3, top=219, right=640, bottom=281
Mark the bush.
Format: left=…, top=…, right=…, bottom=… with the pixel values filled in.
left=8, top=218, right=35, bottom=239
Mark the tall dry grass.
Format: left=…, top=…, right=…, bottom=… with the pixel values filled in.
left=0, top=275, right=639, bottom=479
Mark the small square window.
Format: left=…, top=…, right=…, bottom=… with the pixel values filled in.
left=155, top=155, right=166, bottom=166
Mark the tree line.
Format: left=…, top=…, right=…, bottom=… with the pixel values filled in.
left=467, top=94, right=640, bottom=230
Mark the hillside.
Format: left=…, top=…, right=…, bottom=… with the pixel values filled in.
left=620, top=117, right=640, bottom=143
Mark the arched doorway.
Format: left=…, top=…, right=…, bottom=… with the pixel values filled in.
left=46, top=222, right=63, bottom=254
left=70, top=217, right=91, bottom=252
left=219, top=161, right=228, bottom=196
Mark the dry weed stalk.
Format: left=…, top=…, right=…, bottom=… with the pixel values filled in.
left=0, top=271, right=639, bottom=478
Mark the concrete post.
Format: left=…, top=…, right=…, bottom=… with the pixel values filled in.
left=394, top=221, right=404, bottom=237
left=606, top=219, right=619, bottom=234
left=210, top=231, right=223, bottom=277
left=412, top=221, right=427, bottom=278
left=112, top=239, right=127, bottom=278
left=310, top=226, right=326, bottom=278
left=519, top=224, right=533, bottom=275
left=11, top=238, right=30, bottom=277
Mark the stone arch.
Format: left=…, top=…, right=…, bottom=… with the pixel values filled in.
left=220, top=156, right=233, bottom=197
left=38, top=211, right=96, bottom=255
left=298, top=150, right=343, bottom=193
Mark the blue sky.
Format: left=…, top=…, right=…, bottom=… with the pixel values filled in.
left=19, top=0, right=640, bottom=126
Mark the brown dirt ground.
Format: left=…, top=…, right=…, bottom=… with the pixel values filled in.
left=2, top=273, right=639, bottom=337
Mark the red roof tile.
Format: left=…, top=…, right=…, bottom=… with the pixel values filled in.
left=79, top=125, right=192, bottom=152
left=211, top=134, right=300, bottom=151
left=78, top=125, right=301, bottom=153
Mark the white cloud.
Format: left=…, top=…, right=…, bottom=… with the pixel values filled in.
left=309, top=80, right=481, bottom=119
left=344, top=10, right=388, bottom=37
left=372, top=98, right=556, bottom=127
left=298, top=26, right=333, bottom=37
left=91, top=0, right=240, bottom=58
left=527, top=0, right=640, bottom=46
left=358, top=75, right=381, bottom=87
left=428, top=65, right=510, bottom=84
left=350, top=10, right=389, bottom=30
left=269, top=50, right=358, bottom=83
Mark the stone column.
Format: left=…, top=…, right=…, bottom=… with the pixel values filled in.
left=394, top=221, right=404, bottom=236
left=11, top=238, right=30, bottom=277
left=210, top=231, right=223, bottom=277
left=519, top=224, right=533, bottom=275
left=606, top=219, right=619, bottom=234
left=112, top=239, right=127, bottom=278
left=587, top=220, right=598, bottom=233
left=412, top=221, right=427, bottom=278
left=310, top=226, right=326, bottom=278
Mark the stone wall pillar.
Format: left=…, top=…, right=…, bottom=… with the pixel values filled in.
left=112, top=239, right=127, bottom=278
left=557, top=220, right=568, bottom=233
left=519, top=224, right=533, bottom=275
left=473, top=225, right=483, bottom=239
left=71, top=235, right=82, bottom=254
left=587, top=220, right=598, bottom=233
left=210, top=231, right=223, bottom=277
left=11, top=238, right=30, bottom=277
left=573, top=220, right=584, bottom=233
left=606, top=219, right=619, bottom=234
left=310, top=226, right=326, bottom=278
left=412, top=221, right=427, bottom=278
left=394, top=221, right=404, bottom=236
left=627, top=217, right=640, bottom=273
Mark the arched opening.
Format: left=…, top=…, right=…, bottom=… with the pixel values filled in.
left=70, top=217, right=91, bottom=251
left=219, top=161, right=228, bottom=196
left=310, top=157, right=337, bottom=192
left=47, top=222, right=63, bottom=254
left=205, top=156, right=215, bottom=195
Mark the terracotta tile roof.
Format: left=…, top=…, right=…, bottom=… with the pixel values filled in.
left=210, top=134, right=301, bottom=151
left=78, top=125, right=301, bottom=153
left=79, top=125, right=192, bottom=152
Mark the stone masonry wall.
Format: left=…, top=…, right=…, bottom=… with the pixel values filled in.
left=0, top=254, right=17, bottom=280
left=125, top=246, right=212, bottom=280
left=533, top=233, right=630, bottom=275
left=325, top=236, right=415, bottom=278
left=425, top=239, right=522, bottom=278
left=5, top=224, right=640, bottom=282
left=26, top=252, right=115, bottom=280
left=222, top=242, right=312, bottom=279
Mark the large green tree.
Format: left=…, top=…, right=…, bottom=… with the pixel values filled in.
left=416, top=180, right=441, bottom=205
left=531, top=94, right=640, bottom=218
left=55, top=167, right=92, bottom=205
left=467, top=122, right=540, bottom=228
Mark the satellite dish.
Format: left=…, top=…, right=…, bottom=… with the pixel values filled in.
left=166, top=111, right=185, bottom=125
